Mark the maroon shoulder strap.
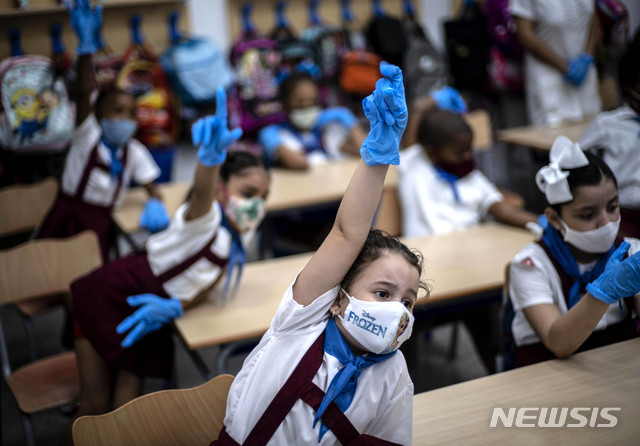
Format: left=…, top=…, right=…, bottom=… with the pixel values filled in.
left=155, top=232, right=228, bottom=284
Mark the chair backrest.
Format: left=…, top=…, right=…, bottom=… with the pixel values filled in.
left=465, top=109, right=493, bottom=152
left=73, top=374, right=234, bottom=446
left=0, top=178, right=58, bottom=238
left=0, top=231, right=102, bottom=306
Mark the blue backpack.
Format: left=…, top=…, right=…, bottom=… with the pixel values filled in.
left=161, top=13, right=235, bottom=106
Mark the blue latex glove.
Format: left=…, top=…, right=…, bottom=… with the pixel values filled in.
left=258, top=125, right=282, bottom=160
left=587, top=243, right=640, bottom=304
left=192, top=87, right=243, bottom=167
left=139, top=198, right=169, bottom=233
left=116, top=294, right=183, bottom=348
left=360, top=62, right=408, bottom=166
left=430, top=86, right=468, bottom=114
left=315, top=107, right=358, bottom=130
left=64, top=0, right=102, bottom=55
left=563, top=52, right=593, bottom=87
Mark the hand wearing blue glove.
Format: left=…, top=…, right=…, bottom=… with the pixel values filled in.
left=315, top=107, right=358, bottom=131
left=116, top=294, right=183, bottom=348
left=139, top=198, right=169, bottom=233
left=192, top=87, right=243, bottom=167
left=360, top=62, right=408, bottom=166
left=430, top=86, right=468, bottom=114
left=563, top=52, right=593, bottom=87
left=586, top=243, right=640, bottom=304
left=64, top=0, right=102, bottom=55
left=258, top=125, right=282, bottom=160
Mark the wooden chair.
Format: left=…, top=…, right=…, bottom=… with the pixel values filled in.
left=0, top=178, right=62, bottom=359
left=0, top=177, right=58, bottom=242
left=0, top=231, right=102, bottom=446
left=72, top=374, right=234, bottom=446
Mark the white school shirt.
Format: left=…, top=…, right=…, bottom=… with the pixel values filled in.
left=510, top=0, right=601, bottom=125
left=397, top=144, right=504, bottom=237
left=61, top=114, right=160, bottom=207
left=224, top=279, right=414, bottom=445
left=146, top=202, right=241, bottom=301
left=508, top=238, right=640, bottom=347
left=578, top=104, right=640, bottom=209
left=274, top=122, right=349, bottom=166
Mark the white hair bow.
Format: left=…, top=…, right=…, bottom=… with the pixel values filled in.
left=535, top=136, right=589, bottom=204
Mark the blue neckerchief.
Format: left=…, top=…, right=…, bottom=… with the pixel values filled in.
left=542, top=225, right=615, bottom=309
left=434, top=167, right=461, bottom=203
left=101, top=136, right=123, bottom=179
left=313, top=317, right=396, bottom=441
left=219, top=203, right=246, bottom=305
left=282, top=122, right=326, bottom=155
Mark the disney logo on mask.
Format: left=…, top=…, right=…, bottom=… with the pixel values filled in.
left=361, top=311, right=376, bottom=322
left=346, top=311, right=387, bottom=338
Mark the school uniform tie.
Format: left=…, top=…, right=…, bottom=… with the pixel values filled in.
left=313, top=317, right=395, bottom=441
left=434, top=167, right=461, bottom=203
left=542, top=225, right=614, bottom=309
left=219, top=204, right=246, bottom=304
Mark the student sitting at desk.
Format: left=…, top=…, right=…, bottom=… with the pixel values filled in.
left=398, top=93, right=539, bottom=237
left=215, top=63, right=427, bottom=445
left=579, top=30, right=640, bottom=238
left=258, top=72, right=367, bottom=170
left=38, top=0, right=169, bottom=262
left=62, top=88, right=269, bottom=445
left=507, top=136, right=640, bottom=368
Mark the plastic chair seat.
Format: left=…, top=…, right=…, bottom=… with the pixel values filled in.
left=6, top=351, right=80, bottom=414
left=14, top=293, right=65, bottom=317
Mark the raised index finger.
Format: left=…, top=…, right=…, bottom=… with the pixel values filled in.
left=379, top=61, right=404, bottom=96
left=215, top=86, right=227, bottom=123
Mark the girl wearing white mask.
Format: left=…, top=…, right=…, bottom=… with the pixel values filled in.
left=258, top=72, right=366, bottom=170
left=505, top=136, right=640, bottom=369
left=217, top=63, right=428, bottom=446
left=38, top=1, right=169, bottom=262
left=63, top=88, right=270, bottom=445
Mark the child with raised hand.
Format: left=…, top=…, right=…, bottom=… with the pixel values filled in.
left=507, top=136, right=640, bottom=368
left=258, top=72, right=367, bottom=170
left=38, top=0, right=169, bottom=262
left=62, top=87, right=269, bottom=444
left=215, top=62, right=427, bottom=445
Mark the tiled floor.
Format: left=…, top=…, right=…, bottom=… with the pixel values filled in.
left=0, top=143, right=488, bottom=445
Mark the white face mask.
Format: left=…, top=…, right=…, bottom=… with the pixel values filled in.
left=560, top=217, right=620, bottom=254
left=289, top=106, right=321, bottom=131
left=337, top=289, right=414, bottom=355
left=224, top=195, right=266, bottom=233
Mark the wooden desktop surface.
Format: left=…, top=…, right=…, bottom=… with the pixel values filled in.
left=412, top=338, right=640, bottom=445
left=113, top=158, right=397, bottom=233
left=175, top=223, right=533, bottom=350
left=496, top=117, right=594, bottom=152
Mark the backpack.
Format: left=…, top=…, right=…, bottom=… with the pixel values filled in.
left=401, top=16, right=447, bottom=104
left=484, top=0, right=524, bottom=93
left=444, top=2, right=490, bottom=91
left=595, top=0, right=629, bottom=59
left=116, top=17, right=177, bottom=148
left=229, top=32, right=285, bottom=134
left=301, top=25, right=348, bottom=81
left=0, top=55, right=74, bottom=154
left=161, top=12, right=235, bottom=106
left=339, top=50, right=381, bottom=96
left=366, top=13, right=407, bottom=67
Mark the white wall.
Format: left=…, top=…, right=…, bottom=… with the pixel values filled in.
left=187, top=0, right=231, bottom=50
left=418, top=0, right=453, bottom=53
left=620, top=0, right=640, bottom=39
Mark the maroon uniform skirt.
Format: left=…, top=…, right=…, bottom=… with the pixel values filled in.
left=71, top=252, right=174, bottom=379
left=38, top=192, right=115, bottom=262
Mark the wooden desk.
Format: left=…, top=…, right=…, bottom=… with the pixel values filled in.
left=175, top=223, right=533, bottom=350
left=113, top=158, right=398, bottom=234
left=496, top=117, right=594, bottom=152
left=412, top=338, right=640, bottom=445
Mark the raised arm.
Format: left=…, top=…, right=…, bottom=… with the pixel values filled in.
left=64, top=0, right=103, bottom=125
left=186, top=87, right=243, bottom=221
left=293, top=63, right=408, bottom=305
